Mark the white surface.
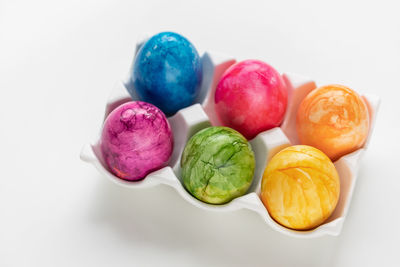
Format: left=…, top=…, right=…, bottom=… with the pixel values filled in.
left=0, top=0, right=399, bottom=266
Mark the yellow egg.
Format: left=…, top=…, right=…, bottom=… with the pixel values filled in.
left=260, top=145, right=340, bottom=230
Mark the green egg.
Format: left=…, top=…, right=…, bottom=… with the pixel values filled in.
left=181, top=126, right=255, bottom=204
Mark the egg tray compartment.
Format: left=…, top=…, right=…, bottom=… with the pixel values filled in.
left=80, top=39, right=380, bottom=239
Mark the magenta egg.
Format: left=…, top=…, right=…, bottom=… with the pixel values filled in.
left=100, top=101, right=173, bottom=181
left=214, top=60, right=288, bottom=139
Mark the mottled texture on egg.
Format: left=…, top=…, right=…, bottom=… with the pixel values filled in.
left=296, top=85, right=369, bottom=161
left=214, top=60, right=288, bottom=140
left=131, top=32, right=202, bottom=116
left=261, top=145, right=340, bottom=230
left=181, top=127, right=255, bottom=204
left=101, top=101, right=173, bottom=181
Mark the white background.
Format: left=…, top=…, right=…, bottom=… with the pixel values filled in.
left=1, top=0, right=400, bottom=266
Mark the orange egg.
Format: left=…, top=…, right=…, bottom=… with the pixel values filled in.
left=296, top=85, right=369, bottom=161
left=261, top=145, right=340, bottom=230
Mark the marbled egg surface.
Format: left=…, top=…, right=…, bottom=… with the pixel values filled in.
left=296, top=84, right=369, bottom=161
left=214, top=60, right=288, bottom=139
left=261, top=145, right=340, bottom=230
left=131, top=32, right=202, bottom=116
left=101, top=101, right=173, bottom=181
left=181, top=127, right=255, bottom=204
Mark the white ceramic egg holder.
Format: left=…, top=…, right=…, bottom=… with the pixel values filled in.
left=80, top=40, right=380, bottom=239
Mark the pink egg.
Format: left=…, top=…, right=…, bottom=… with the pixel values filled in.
left=100, top=101, right=173, bottom=181
left=214, top=60, right=288, bottom=139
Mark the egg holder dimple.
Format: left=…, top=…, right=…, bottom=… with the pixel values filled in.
left=80, top=39, right=380, bottom=239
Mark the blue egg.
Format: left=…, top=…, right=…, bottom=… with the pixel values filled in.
left=130, top=32, right=203, bottom=116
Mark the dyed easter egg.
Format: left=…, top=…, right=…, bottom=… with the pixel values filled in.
left=261, top=145, right=340, bottom=230
left=101, top=101, right=173, bottom=181
left=296, top=85, right=369, bottom=161
left=131, top=32, right=202, bottom=116
left=181, top=127, right=255, bottom=204
left=214, top=60, right=288, bottom=140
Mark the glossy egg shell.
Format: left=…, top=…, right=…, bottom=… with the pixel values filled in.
left=296, top=84, right=370, bottom=161
left=214, top=60, right=288, bottom=140
left=100, top=101, right=173, bottom=181
left=181, top=126, right=255, bottom=204
left=261, top=145, right=340, bottom=230
left=131, top=32, right=202, bottom=116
